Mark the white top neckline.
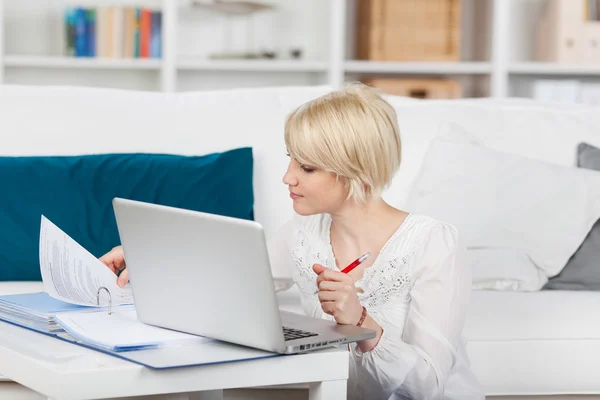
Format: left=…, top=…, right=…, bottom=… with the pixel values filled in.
left=323, top=212, right=414, bottom=287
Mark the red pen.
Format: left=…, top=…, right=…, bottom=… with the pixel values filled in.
left=340, top=252, right=371, bottom=274
left=314, top=252, right=371, bottom=294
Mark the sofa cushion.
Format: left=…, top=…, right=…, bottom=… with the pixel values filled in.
left=464, top=290, right=600, bottom=395
left=383, top=100, right=600, bottom=210
left=0, top=148, right=254, bottom=281
left=0, top=85, right=334, bottom=245
left=404, top=132, right=600, bottom=285
left=544, top=142, right=600, bottom=291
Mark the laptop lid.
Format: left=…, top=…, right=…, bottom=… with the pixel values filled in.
left=112, top=197, right=288, bottom=354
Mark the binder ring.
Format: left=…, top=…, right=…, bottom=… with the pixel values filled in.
left=97, top=286, right=113, bottom=315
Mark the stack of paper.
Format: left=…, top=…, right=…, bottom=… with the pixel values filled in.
left=55, top=307, right=210, bottom=352
left=0, top=292, right=95, bottom=333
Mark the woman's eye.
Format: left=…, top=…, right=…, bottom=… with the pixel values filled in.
left=301, top=165, right=315, bottom=173
left=285, top=152, right=290, bottom=157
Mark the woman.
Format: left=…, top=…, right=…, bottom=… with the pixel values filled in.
left=101, top=83, right=484, bottom=399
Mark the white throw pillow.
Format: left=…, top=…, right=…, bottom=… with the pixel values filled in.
left=405, top=126, right=600, bottom=290
left=467, top=248, right=548, bottom=291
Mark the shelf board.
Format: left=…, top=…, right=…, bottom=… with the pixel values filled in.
left=509, top=62, right=600, bottom=76
left=3, top=55, right=162, bottom=70
left=177, top=59, right=328, bottom=72
left=344, top=61, right=492, bottom=74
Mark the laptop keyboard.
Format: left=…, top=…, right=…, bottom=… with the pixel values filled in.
left=282, top=326, right=318, bottom=341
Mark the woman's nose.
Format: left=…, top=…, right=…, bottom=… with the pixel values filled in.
left=282, top=164, right=297, bottom=186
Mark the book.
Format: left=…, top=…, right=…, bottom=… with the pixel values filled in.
left=64, top=8, right=77, bottom=56
left=151, top=11, right=162, bottom=59
left=64, top=6, right=162, bottom=60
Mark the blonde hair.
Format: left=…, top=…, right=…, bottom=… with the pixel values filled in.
left=284, top=82, right=401, bottom=204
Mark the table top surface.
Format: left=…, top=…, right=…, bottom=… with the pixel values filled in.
left=0, top=320, right=349, bottom=400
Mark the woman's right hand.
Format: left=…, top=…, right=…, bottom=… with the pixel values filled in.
left=99, top=246, right=129, bottom=288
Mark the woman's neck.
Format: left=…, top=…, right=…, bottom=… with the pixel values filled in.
left=329, top=197, right=394, bottom=246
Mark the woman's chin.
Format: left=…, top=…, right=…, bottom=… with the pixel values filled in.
left=292, top=203, right=318, bottom=216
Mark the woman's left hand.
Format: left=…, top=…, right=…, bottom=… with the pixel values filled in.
left=313, top=264, right=363, bottom=325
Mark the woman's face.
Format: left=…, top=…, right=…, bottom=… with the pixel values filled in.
left=282, top=156, right=347, bottom=216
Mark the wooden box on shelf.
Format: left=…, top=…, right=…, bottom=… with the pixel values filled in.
left=363, top=77, right=462, bottom=99
left=356, top=0, right=461, bottom=61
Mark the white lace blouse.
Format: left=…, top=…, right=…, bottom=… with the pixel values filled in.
left=269, top=213, right=485, bottom=400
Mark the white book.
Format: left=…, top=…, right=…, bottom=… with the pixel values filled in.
left=113, top=7, right=125, bottom=58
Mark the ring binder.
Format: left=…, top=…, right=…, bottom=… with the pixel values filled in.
left=96, top=286, right=113, bottom=315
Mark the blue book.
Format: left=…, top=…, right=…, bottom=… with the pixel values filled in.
left=64, top=8, right=77, bottom=56
left=86, top=9, right=96, bottom=57
left=150, top=11, right=162, bottom=59
left=74, top=8, right=87, bottom=57
left=134, top=8, right=141, bottom=58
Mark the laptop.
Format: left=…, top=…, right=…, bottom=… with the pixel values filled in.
left=112, top=197, right=377, bottom=355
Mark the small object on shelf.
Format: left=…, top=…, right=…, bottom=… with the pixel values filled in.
left=261, top=51, right=276, bottom=59
left=209, top=51, right=272, bottom=59
left=363, top=77, right=462, bottom=99
left=191, top=0, right=274, bottom=15
left=290, top=48, right=303, bottom=59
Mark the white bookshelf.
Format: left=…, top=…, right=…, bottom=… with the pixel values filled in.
left=344, top=61, right=492, bottom=75
left=0, top=0, right=599, bottom=98
left=177, top=59, right=328, bottom=72
left=509, top=62, right=600, bottom=76
left=4, top=55, right=162, bottom=69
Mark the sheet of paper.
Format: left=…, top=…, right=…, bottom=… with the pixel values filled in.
left=39, top=215, right=134, bottom=307
left=55, top=307, right=211, bottom=351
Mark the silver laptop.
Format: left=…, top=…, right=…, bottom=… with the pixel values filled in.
left=112, top=197, right=376, bottom=354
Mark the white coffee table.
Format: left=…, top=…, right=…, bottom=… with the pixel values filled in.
left=0, top=320, right=349, bottom=400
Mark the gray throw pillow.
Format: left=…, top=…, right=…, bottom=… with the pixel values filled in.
left=544, top=142, right=600, bottom=290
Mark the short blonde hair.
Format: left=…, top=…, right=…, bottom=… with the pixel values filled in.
left=284, top=82, right=401, bottom=204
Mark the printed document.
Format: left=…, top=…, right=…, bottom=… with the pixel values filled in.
left=39, top=216, right=133, bottom=307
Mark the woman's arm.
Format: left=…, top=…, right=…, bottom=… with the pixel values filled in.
left=352, top=222, right=474, bottom=399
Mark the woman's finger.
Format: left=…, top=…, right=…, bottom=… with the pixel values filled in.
left=117, top=269, right=129, bottom=288
left=320, top=301, right=336, bottom=316
left=99, top=253, right=119, bottom=273
left=318, top=291, right=341, bottom=302
left=317, top=268, right=353, bottom=285
left=317, top=280, right=346, bottom=292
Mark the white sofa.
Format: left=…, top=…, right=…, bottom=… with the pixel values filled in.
left=1, top=84, right=600, bottom=399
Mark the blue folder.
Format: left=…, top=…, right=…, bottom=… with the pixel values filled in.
left=0, top=293, right=282, bottom=369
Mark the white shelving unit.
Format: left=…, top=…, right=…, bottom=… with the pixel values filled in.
left=177, top=59, right=328, bottom=72
left=509, top=62, right=600, bottom=76
left=3, top=55, right=162, bottom=69
left=344, top=61, right=492, bottom=75
left=1, top=0, right=599, bottom=97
